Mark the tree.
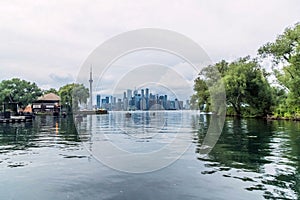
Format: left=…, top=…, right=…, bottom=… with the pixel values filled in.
left=258, top=23, right=300, bottom=117
left=44, top=88, right=58, bottom=95
left=191, top=77, right=209, bottom=110
left=0, top=78, right=42, bottom=108
left=191, top=60, right=226, bottom=114
left=224, top=57, right=274, bottom=116
left=58, top=83, right=89, bottom=112
left=193, top=57, right=274, bottom=117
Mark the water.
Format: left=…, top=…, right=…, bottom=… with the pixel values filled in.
left=0, top=111, right=299, bottom=199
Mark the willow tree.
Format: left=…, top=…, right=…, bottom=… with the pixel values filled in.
left=193, top=57, right=274, bottom=117
left=226, top=57, right=273, bottom=116
left=58, top=83, right=89, bottom=112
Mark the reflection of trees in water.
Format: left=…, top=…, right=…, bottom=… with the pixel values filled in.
left=58, top=116, right=80, bottom=142
left=266, top=120, right=300, bottom=200
left=0, top=123, right=36, bottom=151
left=0, top=116, right=81, bottom=152
left=193, top=116, right=300, bottom=199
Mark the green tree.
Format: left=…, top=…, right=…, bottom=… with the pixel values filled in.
left=58, top=83, right=89, bottom=112
left=225, top=57, right=273, bottom=116
left=193, top=57, right=274, bottom=117
left=191, top=60, right=226, bottom=114
left=258, top=22, right=300, bottom=117
left=44, top=88, right=58, bottom=95
left=191, top=77, right=209, bottom=110
left=0, top=78, right=42, bottom=108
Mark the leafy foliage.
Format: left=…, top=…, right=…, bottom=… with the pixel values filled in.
left=192, top=57, right=274, bottom=117
left=0, top=78, right=89, bottom=113
left=258, top=23, right=300, bottom=118
left=44, top=88, right=58, bottom=95
left=191, top=78, right=209, bottom=110
left=0, top=78, right=42, bottom=108
left=58, top=83, right=89, bottom=112
left=191, top=61, right=226, bottom=115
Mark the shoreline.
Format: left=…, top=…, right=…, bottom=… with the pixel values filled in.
left=225, top=114, right=300, bottom=121
left=265, top=115, right=300, bottom=121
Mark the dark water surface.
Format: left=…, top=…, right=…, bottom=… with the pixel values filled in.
left=0, top=111, right=299, bottom=199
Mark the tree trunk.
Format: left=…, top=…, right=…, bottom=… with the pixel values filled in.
left=230, top=101, right=241, bottom=117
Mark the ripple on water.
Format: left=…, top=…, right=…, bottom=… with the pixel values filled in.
left=1, top=113, right=300, bottom=200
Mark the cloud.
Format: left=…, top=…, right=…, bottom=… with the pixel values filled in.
left=0, top=0, right=300, bottom=99
left=49, top=73, right=74, bottom=87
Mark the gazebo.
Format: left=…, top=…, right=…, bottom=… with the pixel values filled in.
left=32, top=93, right=60, bottom=115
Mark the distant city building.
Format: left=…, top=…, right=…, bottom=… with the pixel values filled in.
left=145, top=88, right=149, bottom=110
left=123, top=92, right=128, bottom=111
left=185, top=100, right=190, bottom=110
left=133, top=89, right=138, bottom=96
left=127, top=89, right=132, bottom=99
left=116, top=98, right=122, bottom=110
left=174, top=98, right=180, bottom=110
left=96, top=94, right=101, bottom=109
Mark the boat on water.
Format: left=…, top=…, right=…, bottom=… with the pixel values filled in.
left=95, top=109, right=108, bottom=115
left=125, top=112, right=132, bottom=118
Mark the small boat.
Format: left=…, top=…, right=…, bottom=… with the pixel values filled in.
left=125, top=112, right=132, bottom=118
left=96, top=109, right=108, bottom=114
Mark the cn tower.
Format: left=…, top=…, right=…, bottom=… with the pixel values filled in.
left=89, top=66, right=93, bottom=110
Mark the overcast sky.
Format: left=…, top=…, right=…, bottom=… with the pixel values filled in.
left=0, top=0, right=300, bottom=100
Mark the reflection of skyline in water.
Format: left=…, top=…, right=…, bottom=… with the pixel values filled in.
left=77, top=111, right=185, bottom=154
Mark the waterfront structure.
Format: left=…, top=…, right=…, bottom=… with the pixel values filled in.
left=32, top=93, right=60, bottom=114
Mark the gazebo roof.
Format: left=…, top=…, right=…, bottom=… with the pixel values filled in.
left=37, top=93, right=60, bottom=101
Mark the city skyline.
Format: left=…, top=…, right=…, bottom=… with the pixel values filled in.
left=93, top=87, right=189, bottom=111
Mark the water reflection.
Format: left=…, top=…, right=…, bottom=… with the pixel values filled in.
left=0, top=115, right=82, bottom=168
left=0, top=122, right=36, bottom=152
left=77, top=111, right=181, bottom=147
left=195, top=115, right=300, bottom=199
left=1, top=112, right=300, bottom=199
left=76, top=111, right=198, bottom=173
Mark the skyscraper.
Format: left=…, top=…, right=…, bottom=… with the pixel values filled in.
left=96, top=94, right=101, bottom=109
left=123, top=92, right=128, bottom=111
left=141, top=89, right=144, bottom=98
left=145, top=88, right=149, bottom=110
left=127, top=89, right=132, bottom=99
left=140, top=89, right=145, bottom=110
left=105, top=97, right=109, bottom=104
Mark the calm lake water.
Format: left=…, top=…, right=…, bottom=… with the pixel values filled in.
left=0, top=111, right=299, bottom=200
